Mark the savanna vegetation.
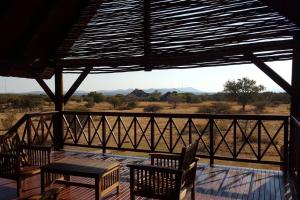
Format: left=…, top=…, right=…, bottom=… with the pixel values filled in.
left=0, top=78, right=289, bottom=133
left=0, top=78, right=290, bottom=169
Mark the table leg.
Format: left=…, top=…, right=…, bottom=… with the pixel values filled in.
left=41, top=169, right=45, bottom=193
left=117, top=168, right=120, bottom=194
left=116, top=186, right=120, bottom=194
left=95, top=177, right=101, bottom=200
left=64, top=175, right=71, bottom=187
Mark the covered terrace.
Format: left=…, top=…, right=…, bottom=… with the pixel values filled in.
left=1, top=0, right=300, bottom=199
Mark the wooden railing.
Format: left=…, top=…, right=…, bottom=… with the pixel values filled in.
left=1, top=112, right=57, bottom=146
left=289, top=116, right=300, bottom=198
left=0, top=111, right=289, bottom=166
left=62, top=111, right=289, bottom=166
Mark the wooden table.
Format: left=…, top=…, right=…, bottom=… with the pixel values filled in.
left=40, top=157, right=120, bottom=200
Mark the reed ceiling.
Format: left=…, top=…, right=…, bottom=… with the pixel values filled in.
left=0, top=0, right=300, bottom=78
left=57, top=0, right=300, bottom=74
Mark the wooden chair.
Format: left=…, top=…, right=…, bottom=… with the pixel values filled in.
left=128, top=140, right=199, bottom=200
left=0, top=133, right=51, bottom=197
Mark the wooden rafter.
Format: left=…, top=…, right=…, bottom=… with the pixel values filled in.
left=245, top=52, right=293, bottom=95
left=143, top=0, right=151, bottom=71
left=64, top=66, right=93, bottom=104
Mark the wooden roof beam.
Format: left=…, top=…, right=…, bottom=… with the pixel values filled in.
left=143, top=0, right=151, bottom=71
left=34, top=73, right=55, bottom=102
left=58, top=39, right=296, bottom=68
left=245, top=52, right=294, bottom=96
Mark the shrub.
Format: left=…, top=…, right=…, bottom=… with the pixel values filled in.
left=144, top=105, right=162, bottom=112
left=127, top=101, right=138, bottom=109
left=87, top=92, right=105, bottom=103
left=67, top=105, right=90, bottom=112
left=107, top=96, right=122, bottom=109
left=269, top=101, right=280, bottom=107
left=197, top=103, right=231, bottom=114
left=85, top=99, right=95, bottom=108
left=253, top=101, right=268, bottom=112
left=11, top=95, right=43, bottom=111
left=70, top=96, right=82, bottom=103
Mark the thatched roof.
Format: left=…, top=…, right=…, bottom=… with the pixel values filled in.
left=1, top=0, right=300, bottom=78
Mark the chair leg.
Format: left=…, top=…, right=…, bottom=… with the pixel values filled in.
left=63, top=175, right=71, bottom=187
left=191, top=183, right=195, bottom=200
left=116, top=185, right=120, bottom=194
left=17, top=178, right=22, bottom=197
left=130, top=194, right=135, bottom=200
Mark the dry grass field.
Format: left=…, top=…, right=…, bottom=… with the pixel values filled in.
left=0, top=100, right=290, bottom=170
left=64, top=100, right=289, bottom=114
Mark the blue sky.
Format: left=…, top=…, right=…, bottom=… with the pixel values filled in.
left=0, top=60, right=292, bottom=93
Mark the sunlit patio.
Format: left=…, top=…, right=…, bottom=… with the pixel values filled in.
left=0, top=150, right=295, bottom=200
left=1, top=0, right=300, bottom=199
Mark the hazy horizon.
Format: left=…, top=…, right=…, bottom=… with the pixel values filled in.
left=0, top=60, right=291, bottom=94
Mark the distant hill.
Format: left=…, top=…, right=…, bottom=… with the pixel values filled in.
left=94, top=87, right=204, bottom=96
left=127, top=89, right=149, bottom=98
left=144, top=87, right=204, bottom=94
left=23, top=87, right=206, bottom=96
left=96, top=89, right=134, bottom=96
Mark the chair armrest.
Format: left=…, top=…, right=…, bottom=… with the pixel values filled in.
left=150, top=153, right=182, bottom=168
left=21, top=145, right=51, bottom=166
left=0, top=153, right=20, bottom=177
left=21, top=144, right=52, bottom=151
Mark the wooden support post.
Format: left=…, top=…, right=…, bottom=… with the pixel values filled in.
left=245, top=52, right=294, bottom=96
left=291, top=33, right=300, bottom=122
left=64, top=66, right=92, bottom=104
left=53, top=68, right=64, bottom=150
left=35, top=75, right=55, bottom=102
left=290, top=32, right=300, bottom=173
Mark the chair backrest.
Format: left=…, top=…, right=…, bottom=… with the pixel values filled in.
left=0, top=133, right=21, bottom=154
left=180, top=139, right=199, bottom=170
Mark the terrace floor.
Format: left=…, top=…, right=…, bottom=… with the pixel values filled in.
left=0, top=150, right=295, bottom=200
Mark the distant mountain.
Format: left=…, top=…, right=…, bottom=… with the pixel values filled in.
left=144, top=87, right=205, bottom=94
left=96, top=89, right=134, bottom=96
left=22, top=87, right=206, bottom=96
left=94, top=87, right=204, bottom=96
left=127, top=89, right=149, bottom=98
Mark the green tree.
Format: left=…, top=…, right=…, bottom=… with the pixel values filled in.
left=148, top=90, right=161, bottom=101
left=87, top=91, right=105, bottom=103
left=224, top=77, right=265, bottom=111
left=107, top=96, right=122, bottom=109
left=168, top=92, right=183, bottom=109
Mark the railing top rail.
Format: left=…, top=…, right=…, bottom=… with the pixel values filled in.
left=63, top=110, right=289, bottom=120
left=25, top=111, right=59, bottom=117
left=5, top=115, right=27, bottom=134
